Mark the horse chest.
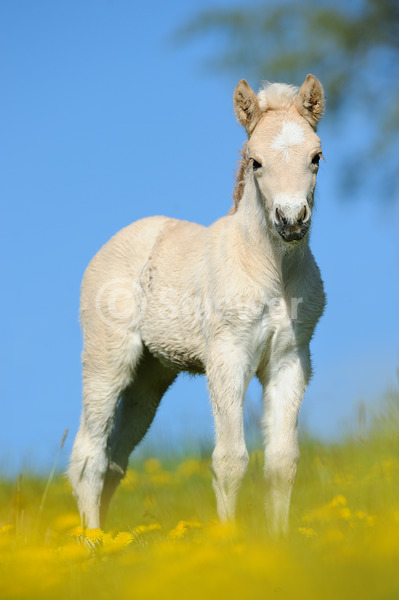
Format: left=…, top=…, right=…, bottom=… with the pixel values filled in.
left=204, top=291, right=294, bottom=367
left=247, top=282, right=321, bottom=370
left=255, top=300, right=294, bottom=360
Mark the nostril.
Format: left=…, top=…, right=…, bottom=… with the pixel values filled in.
left=297, top=205, right=306, bottom=224
left=275, top=207, right=287, bottom=226
left=297, top=205, right=310, bottom=224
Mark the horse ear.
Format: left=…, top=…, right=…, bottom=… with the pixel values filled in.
left=233, top=79, right=261, bottom=135
left=295, top=74, right=325, bottom=130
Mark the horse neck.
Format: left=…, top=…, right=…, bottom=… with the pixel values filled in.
left=234, top=176, right=310, bottom=279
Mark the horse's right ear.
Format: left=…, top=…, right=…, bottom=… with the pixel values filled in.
left=233, top=80, right=261, bottom=136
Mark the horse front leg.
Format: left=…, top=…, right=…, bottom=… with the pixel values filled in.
left=207, top=350, right=252, bottom=522
left=259, top=346, right=311, bottom=536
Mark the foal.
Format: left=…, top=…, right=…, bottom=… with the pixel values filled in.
left=69, top=74, right=326, bottom=535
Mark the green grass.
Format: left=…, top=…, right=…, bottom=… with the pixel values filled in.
left=1, top=384, right=399, bottom=599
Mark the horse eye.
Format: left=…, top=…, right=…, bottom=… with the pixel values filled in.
left=311, top=153, right=321, bottom=167
left=252, top=159, right=262, bottom=171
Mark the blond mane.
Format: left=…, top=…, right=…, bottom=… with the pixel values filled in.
left=257, top=81, right=299, bottom=112
left=229, top=82, right=300, bottom=214
left=230, top=142, right=249, bottom=215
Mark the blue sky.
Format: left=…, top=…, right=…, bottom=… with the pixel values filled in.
left=1, top=0, right=398, bottom=474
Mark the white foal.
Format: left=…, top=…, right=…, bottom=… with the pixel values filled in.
left=69, top=74, right=326, bottom=535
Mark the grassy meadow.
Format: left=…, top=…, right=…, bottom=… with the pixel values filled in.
left=1, top=384, right=399, bottom=600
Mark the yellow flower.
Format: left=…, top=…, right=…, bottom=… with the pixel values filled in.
left=339, top=507, right=352, bottom=521
left=298, top=527, right=317, bottom=538
left=84, top=528, right=104, bottom=542
left=169, top=520, right=202, bottom=540
left=330, top=495, right=347, bottom=508
left=115, top=531, right=134, bottom=545
left=70, top=525, right=85, bottom=538
left=0, top=524, right=14, bottom=535
left=133, top=523, right=162, bottom=536
left=144, top=458, right=162, bottom=473
left=355, top=510, right=368, bottom=520
left=102, top=531, right=134, bottom=554
left=302, top=495, right=351, bottom=524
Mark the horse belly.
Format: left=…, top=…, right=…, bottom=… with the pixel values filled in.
left=137, top=221, right=211, bottom=373
left=139, top=275, right=207, bottom=373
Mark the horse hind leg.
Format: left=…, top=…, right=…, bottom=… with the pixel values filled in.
left=68, top=329, right=144, bottom=529
left=99, top=350, right=177, bottom=528
left=68, top=369, right=134, bottom=529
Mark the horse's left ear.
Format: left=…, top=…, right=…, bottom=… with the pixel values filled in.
left=295, top=74, right=325, bottom=130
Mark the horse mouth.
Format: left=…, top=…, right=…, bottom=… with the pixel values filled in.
left=275, top=222, right=310, bottom=243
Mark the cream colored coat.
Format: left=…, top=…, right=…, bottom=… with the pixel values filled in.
left=69, top=74, right=326, bottom=535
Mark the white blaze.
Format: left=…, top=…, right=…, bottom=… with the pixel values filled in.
left=271, top=121, right=304, bottom=162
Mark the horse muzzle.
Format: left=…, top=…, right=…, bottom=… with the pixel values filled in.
left=273, top=204, right=311, bottom=243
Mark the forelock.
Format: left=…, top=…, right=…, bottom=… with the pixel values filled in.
left=257, top=82, right=299, bottom=112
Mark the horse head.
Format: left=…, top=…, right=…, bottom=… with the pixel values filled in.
left=233, top=74, right=325, bottom=243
